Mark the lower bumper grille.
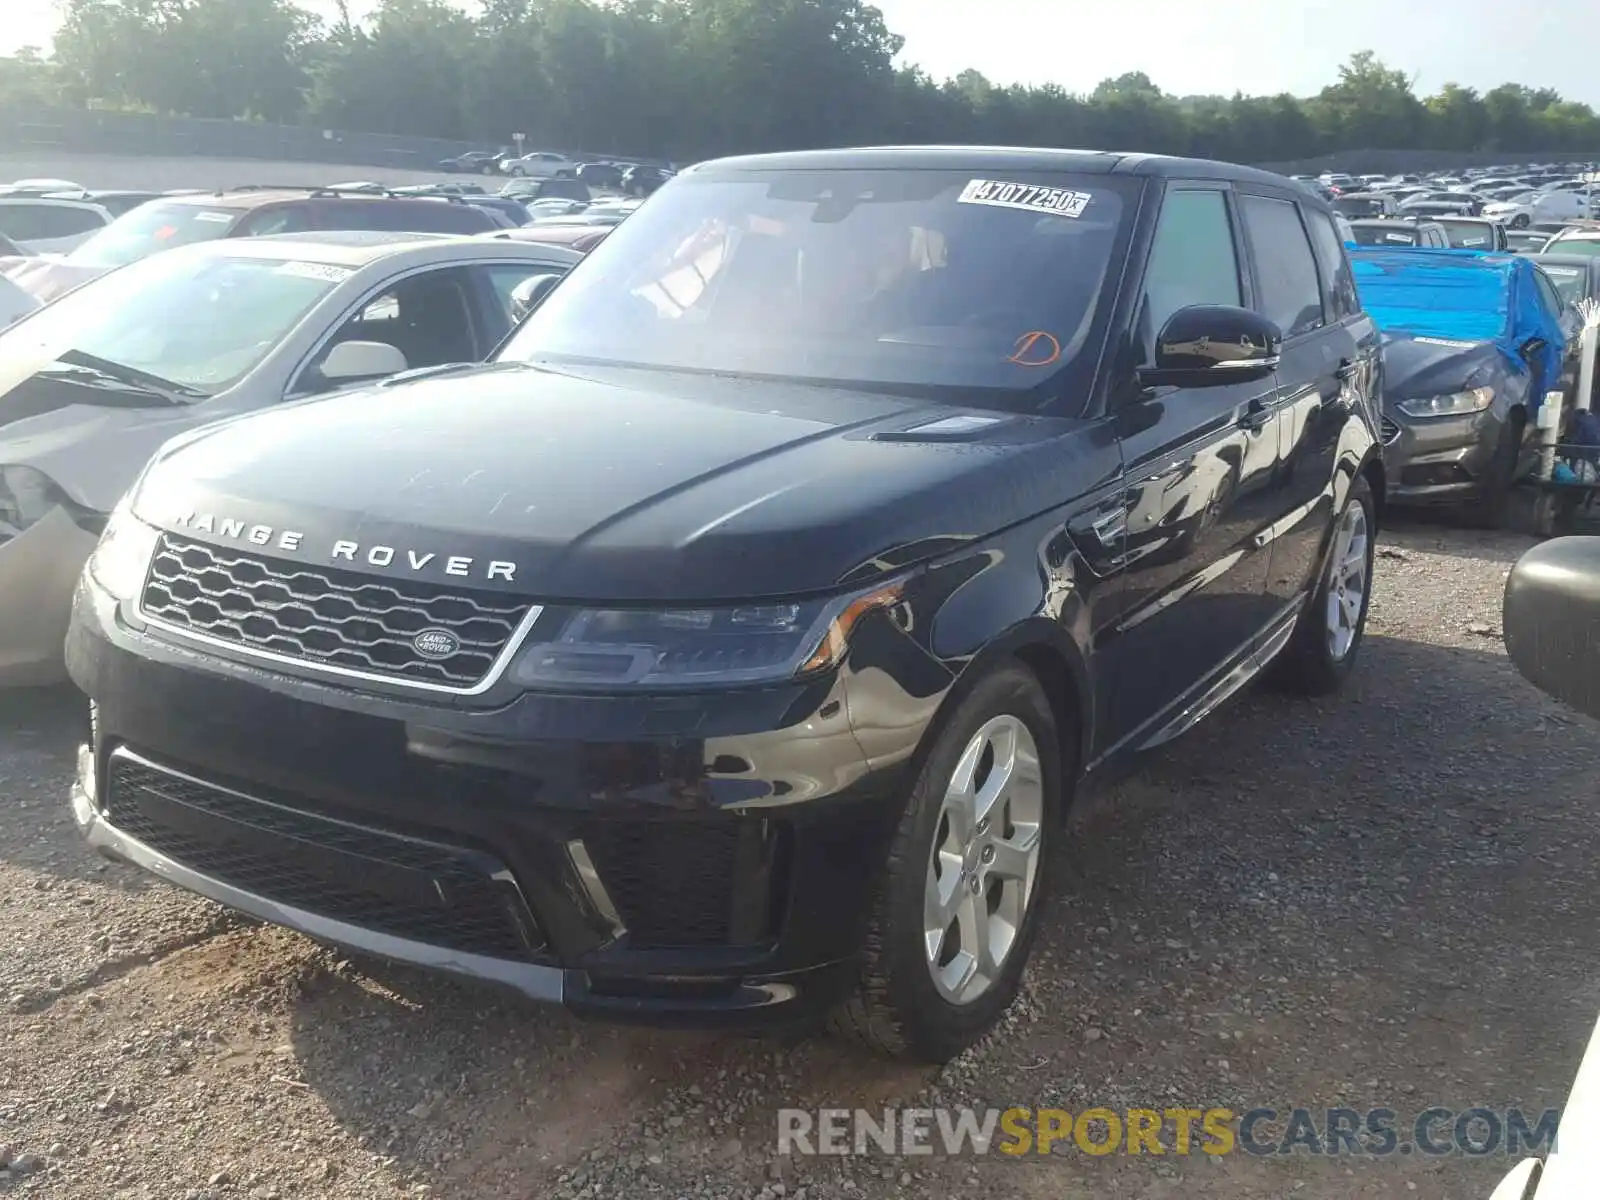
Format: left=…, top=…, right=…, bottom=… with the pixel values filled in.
left=104, top=753, right=542, bottom=961
left=1380, top=415, right=1402, bottom=445
left=581, top=817, right=779, bottom=949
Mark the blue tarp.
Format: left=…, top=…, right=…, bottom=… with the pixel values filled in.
left=1350, top=246, right=1567, bottom=393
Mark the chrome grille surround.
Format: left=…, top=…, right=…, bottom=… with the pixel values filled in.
left=138, top=534, right=540, bottom=693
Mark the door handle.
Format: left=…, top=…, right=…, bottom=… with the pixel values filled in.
left=1238, top=399, right=1273, bottom=432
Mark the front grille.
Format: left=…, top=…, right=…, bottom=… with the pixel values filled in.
left=106, top=754, right=541, bottom=961
left=141, top=535, right=532, bottom=688
left=580, top=818, right=773, bottom=949
left=1380, top=415, right=1402, bottom=445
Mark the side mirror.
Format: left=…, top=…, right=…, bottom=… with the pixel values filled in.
left=320, top=339, right=409, bottom=383
left=1503, top=537, right=1600, bottom=720
left=1139, top=305, right=1282, bottom=389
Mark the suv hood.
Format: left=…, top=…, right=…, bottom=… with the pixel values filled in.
left=0, top=256, right=109, bottom=304
left=131, top=364, right=1093, bottom=602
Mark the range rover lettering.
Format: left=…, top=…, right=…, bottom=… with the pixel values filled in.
left=67, top=148, right=1385, bottom=1062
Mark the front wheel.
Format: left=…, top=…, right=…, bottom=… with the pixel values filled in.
left=1511, top=213, right=1531, bottom=230
left=509, top=166, right=525, bottom=177
left=1268, top=473, right=1376, bottom=695
left=829, top=664, right=1065, bottom=1062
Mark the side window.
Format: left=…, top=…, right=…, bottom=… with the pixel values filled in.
left=236, top=206, right=309, bottom=237
left=1305, top=209, right=1360, bottom=321
left=1240, top=195, right=1325, bottom=339
left=483, top=264, right=568, bottom=323
left=1533, top=270, right=1564, bottom=316
left=294, top=268, right=481, bottom=394
left=0, top=203, right=106, bottom=240
left=1139, top=188, right=1242, bottom=356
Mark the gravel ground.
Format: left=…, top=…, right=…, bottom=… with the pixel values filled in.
left=2, top=516, right=1598, bottom=1200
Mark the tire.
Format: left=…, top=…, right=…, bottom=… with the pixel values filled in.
left=1464, top=411, right=1525, bottom=530
left=829, top=663, right=1066, bottom=1062
left=1268, top=473, right=1377, bottom=695
left=1511, top=214, right=1530, bottom=230
left=509, top=166, right=525, bottom=177
left=481, top=163, right=497, bottom=176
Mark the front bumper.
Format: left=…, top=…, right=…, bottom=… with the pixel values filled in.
left=0, top=506, right=99, bottom=687
left=65, top=571, right=933, bottom=1028
left=1381, top=404, right=1507, bottom=504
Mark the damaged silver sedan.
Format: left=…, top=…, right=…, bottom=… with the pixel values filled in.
left=0, top=230, right=578, bottom=685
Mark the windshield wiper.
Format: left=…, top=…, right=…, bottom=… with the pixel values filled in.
left=49, top=349, right=208, bottom=401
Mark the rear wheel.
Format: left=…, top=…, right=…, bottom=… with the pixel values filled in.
left=1269, top=473, right=1376, bottom=695
left=829, top=665, right=1065, bottom=1062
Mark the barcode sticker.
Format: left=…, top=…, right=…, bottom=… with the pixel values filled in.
left=958, top=180, right=1091, bottom=218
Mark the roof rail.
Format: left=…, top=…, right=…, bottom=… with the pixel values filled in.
left=222, top=183, right=327, bottom=194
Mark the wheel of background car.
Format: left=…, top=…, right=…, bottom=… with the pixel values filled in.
left=1268, top=473, right=1376, bottom=694
left=510, top=166, right=525, bottom=177
left=481, top=163, right=496, bottom=176
left=829, top=662, right=1064, bottom=1062
left=1512, top=214, right=1531, bottom=229
left=1465, top=412, right=1526, bottom=531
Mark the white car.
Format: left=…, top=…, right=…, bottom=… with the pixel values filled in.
left=0, top=195, right=115, bottom=253
left=1484, top=188, right=1596, bottom=229
left=0, top=230, right=580, bottom=685
left=501, top=151, right=579, bottom=179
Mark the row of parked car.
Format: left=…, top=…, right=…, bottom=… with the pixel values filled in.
left=435, top=146, right=676, bottom=195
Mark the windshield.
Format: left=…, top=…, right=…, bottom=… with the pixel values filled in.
left=66, top=200, right=238, bottom=268
left=1539, top=264, right=1589, bottom=304
left=498, top=168, right=1137, bottom=410
left=1334, top=196, right=1389, bottom=217
left=1549, top=237, right=1600, bottom=259
left=0, top=249, right=341, bottom=396
left=1350, top=224, right=1416, bottom=247
left=1436, top=220, right=1494, bottom=249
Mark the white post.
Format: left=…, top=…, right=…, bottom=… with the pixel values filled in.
left=1578, top=314, right=1599, bottom=413
left=1537, top=390, right=1564, bottom=481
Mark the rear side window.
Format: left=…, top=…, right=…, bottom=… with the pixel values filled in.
left=1532, top=269, right=1564, bottom=316
left=1240, top=195, right=1325, bottom=338
left=0, top=203, right=106, bottom=240
left=1139, top=189, right=1241, bottom=352
left=1304, top=210, right=1360, bottom=320
left=316, top=200, right=495, bottom=235
left=234, top=205, right=312, bottom=237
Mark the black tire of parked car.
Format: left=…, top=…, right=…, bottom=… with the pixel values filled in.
left=509, top=166, right=525, bottom=177
left=829, top=663, right=1066, bottom=1063
left=1511, top=214, right=1531, bottom=229
left=481, top=162, right=498, bottom=176
left=1268, top=473, right=1378, bottom=695
left=1464, top=410, right=1526, bottom=530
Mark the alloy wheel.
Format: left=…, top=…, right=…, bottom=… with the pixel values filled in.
left=1324, top=498, right=1370, bottom=661
left=923, top=714, right=1044, bottom=1005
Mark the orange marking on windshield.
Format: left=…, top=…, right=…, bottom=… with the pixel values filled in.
left=1008, top=330, right=1061, bottom=367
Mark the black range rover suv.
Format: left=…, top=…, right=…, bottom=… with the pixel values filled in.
left=66, top=147, right=1385, bottom=1062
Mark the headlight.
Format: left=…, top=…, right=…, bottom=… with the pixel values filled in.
left=86, top=503, right=161, bottom=600
left=510, top=581, right=905, bottom=690
left=1396, top=387, right=1495, bottom=418
left=0, top=464, right=64, bottom=535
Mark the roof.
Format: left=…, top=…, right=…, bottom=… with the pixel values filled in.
left=1550, top=229, right=1600, bottom=242
left=691, top=145, right=1318, bottom=198
left=1350, top=246, right=1556, bottom=353
left=156, top=188, right=483, bottom=211
left=169, top=230, right=583, bottom=269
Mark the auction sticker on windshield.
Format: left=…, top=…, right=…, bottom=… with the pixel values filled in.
left=958, top=180, right=1091, bottom=218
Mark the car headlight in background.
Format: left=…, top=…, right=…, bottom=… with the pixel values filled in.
left=510, top=581, right=905, bottom=690
left=1396, top=387, right=1495, bottom=418
left=86, top=503, right=161, bottom=600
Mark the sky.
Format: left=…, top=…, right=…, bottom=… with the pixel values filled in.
left=5, top=0, right=1596, bottom=109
